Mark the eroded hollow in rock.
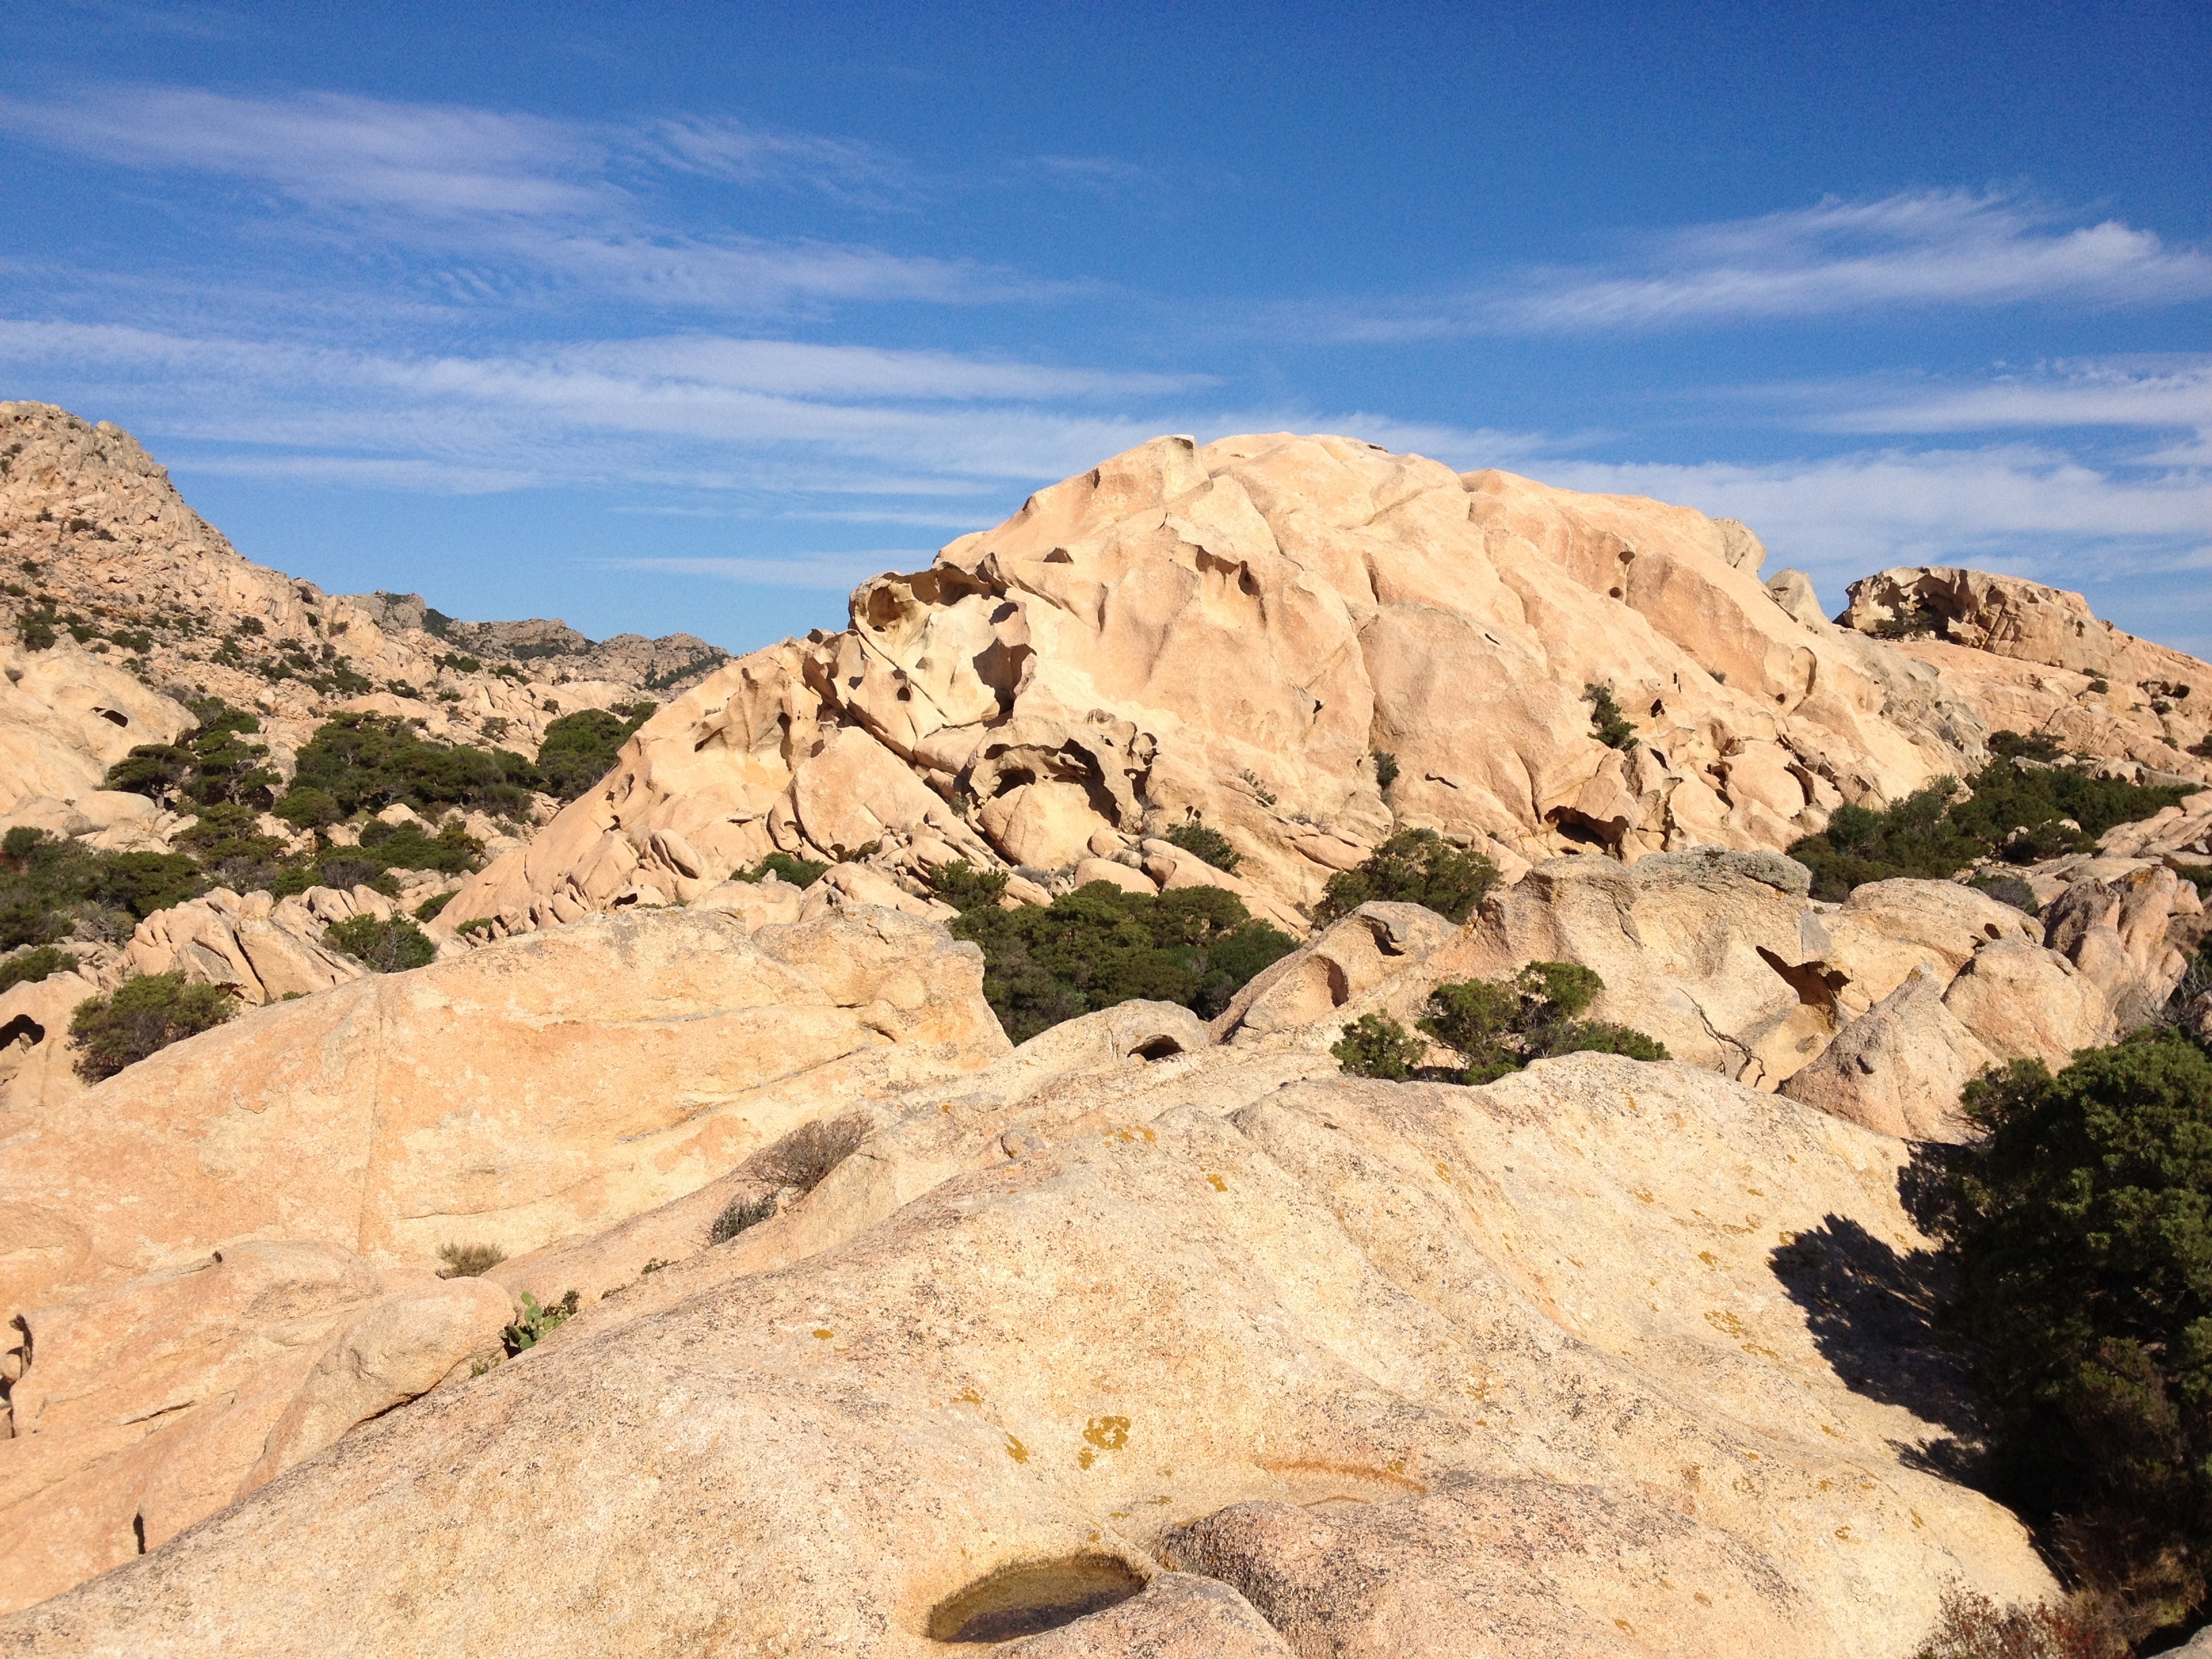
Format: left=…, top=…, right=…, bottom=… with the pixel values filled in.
left=926, top=1553, right=1145, bottom=1643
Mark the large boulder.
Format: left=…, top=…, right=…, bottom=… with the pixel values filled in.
left=0, top=905, right=1008, bottom=1317
left=1778, top=971, right=1996, bottom=1141
left=0, top=1057, right=2050, bottom=1656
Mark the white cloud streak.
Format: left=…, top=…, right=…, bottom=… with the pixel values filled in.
left=1318, top=191, right=2212, bottom=339
left=0, top=87, right=1042, bottom=308
left=597, top=554, right=923, bottom=590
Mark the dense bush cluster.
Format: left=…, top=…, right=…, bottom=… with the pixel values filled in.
left=289, top=712, right=543, bottom=817
left=925, top=860, right=1008, bottom=912
left=1583, top=682, right=1639, bottom=750
left=1786, top=736, right=2196, bottom=901
left=105, top=699, right=280, bottom=809
left=69, top=971, right=236, bottom=1081
left=535, top=703, right=655, bottom=801
left=1333, top=962, right=1669, bottom=1084
left=1942, top=1030, right=2212, bottom=1640
left=1315, top=828, right=1500, bottom=926
left=1, top=825, right=203, bottom=951
left=951, top=882, right=1297, bottom=1044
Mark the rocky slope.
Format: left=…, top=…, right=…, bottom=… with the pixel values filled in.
left=444, top=432, right=2166, bottom=942
left=0, top=400, right=726, bottom=815
left=3, top=905, right=2051, bottom=1654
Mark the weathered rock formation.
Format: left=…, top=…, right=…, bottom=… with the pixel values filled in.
left=442, top=433, right=1992, bottom=937
left=1841, top=566, right=2212, bottom=783
left=0, top=906, right=1007, bottom=1319
left=0, top=401, right=722, bottom=810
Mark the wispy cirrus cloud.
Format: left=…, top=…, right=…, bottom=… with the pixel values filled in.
left=1807, top=355, right=2212, bottom=435
left=1311, top=191, right=2212, bottom=340
left=0, top=87, right=1042, bottom=308
left=595, top=552, right=922, bottom=590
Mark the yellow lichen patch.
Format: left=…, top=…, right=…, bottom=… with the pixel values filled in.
left=1631, top=1185, right=1654, bottom=1204
left=1206, top=1174, right=1227, bottom=1191
left=1834, top=1525, right=1853, bottom=1540
left=1083, top=1416, right=1131, bottom=1451
left=1697, top=1250, right=1718, bottom=1266
left=1006, top=1435, right=1029, bottom=1464
left=1694, top=1592, right=1713, bottom=1607
left=1703, top=1309, right=1746, bottom=1338
left=1616, top=1620, right=1636, bottom=1635
left=957, top=1387, right=983, bottom=1406
left=1741, top=1342, right=1781, bottom=1361
left=1078, top=1448, right=1094, bottom=1469
left=812, top=1328, right=834, bottom=1340
left=1910, top=1509, right=1925, bottom=1530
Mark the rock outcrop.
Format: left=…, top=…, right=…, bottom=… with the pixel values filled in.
left=1, top=1050, right=2052, bottom=1657
left=0, top=401, right=722, bottom=814
left=0, top=1242, right=508, bottom=1614
left=0, top=906, right=1007, bottom=1319
left=443, top=433, right=1990, bottom=937
left=1841, top=567, right=2212, bottom=783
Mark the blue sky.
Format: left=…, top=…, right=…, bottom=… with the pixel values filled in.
left=2, top=1, right=2207, bottom=653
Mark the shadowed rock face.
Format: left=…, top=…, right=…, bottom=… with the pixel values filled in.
left=441, top=432, right=2001, bottom=939
left=2, top=1054, right=2051, bottom=1657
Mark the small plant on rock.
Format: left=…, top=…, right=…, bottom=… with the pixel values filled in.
left=710, top=1191, right=778, bottom=1244
left=501, top=1289, right=579, bottom=1354
left=0, top=944, right=79, bottom=995
left=1165, top=811, right=1240, bottom=874
left=325, top=914, right=436, bottom=973
left=1907, top=1583, right=2124, bottom=1659
left=1372, top=750, right=1399, bottom=792
left=1582, top=682, right=1639, bottom=750
left=436, top=1242, right=507, bottom=1279
left=1331, top=1012, right=1427, bottom=1081
left=1417, top=962, right=1668, bottom=1084
left=70, top=972, right=237, bottom=1081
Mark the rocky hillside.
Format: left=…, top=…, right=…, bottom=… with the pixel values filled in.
left=0, top=400, right=727, bottom=802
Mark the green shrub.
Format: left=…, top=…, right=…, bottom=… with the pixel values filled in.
left=271, top=786, right=340, bottom=830
left=1583, top=682, right=1639, bottom=750
left=456, top=916, right=495, bottom=938
left=1990, top=730, right=2065, bottom=762
left=414, top=890, right=455, bottom=922
left=1, top=831, right=205, bottom=951
left=0, top=944, right=79, bottom=994
left=325, top=914, right=436, bottom=972
left=70, top=972, right=237, bottom=1080
left=1786, top=742, right=2196, bottom=901
left=437, top=1242, right=506, bottom=1278
left=952, top=882, right=1298, bottom=1044
left=1315, top=828, right=1500, bottom=925
left=1372, top=750, right=1400, bottom=792
left=501, top=1289, right=579, bottom=1354
left=104, top=700, right=279, bottom=809
left=535, top=704, right=655, bottom=801
left=1331, top=1012, right=1426, bottom=1080
left=355, top=817, right=483, bottom=874
left=1165, top=813, right=1240, bottom=873
left=1418, top=963, right=1666, bottom=1084
left=735, top=852, right=829, bottom=888
left=1942, top=1031, right=2212, bottom=1636
left=710, top=1192, right=778, bottom=1244
left=926, top=860, right=1008, bottom=912
left=291, top=712, right=543, bottom=817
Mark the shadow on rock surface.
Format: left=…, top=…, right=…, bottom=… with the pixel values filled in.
left=1769, top=1145, right=1994, bottom=1491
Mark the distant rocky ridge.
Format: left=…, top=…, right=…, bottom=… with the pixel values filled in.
left=0, top=400, right=727, bottom=815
